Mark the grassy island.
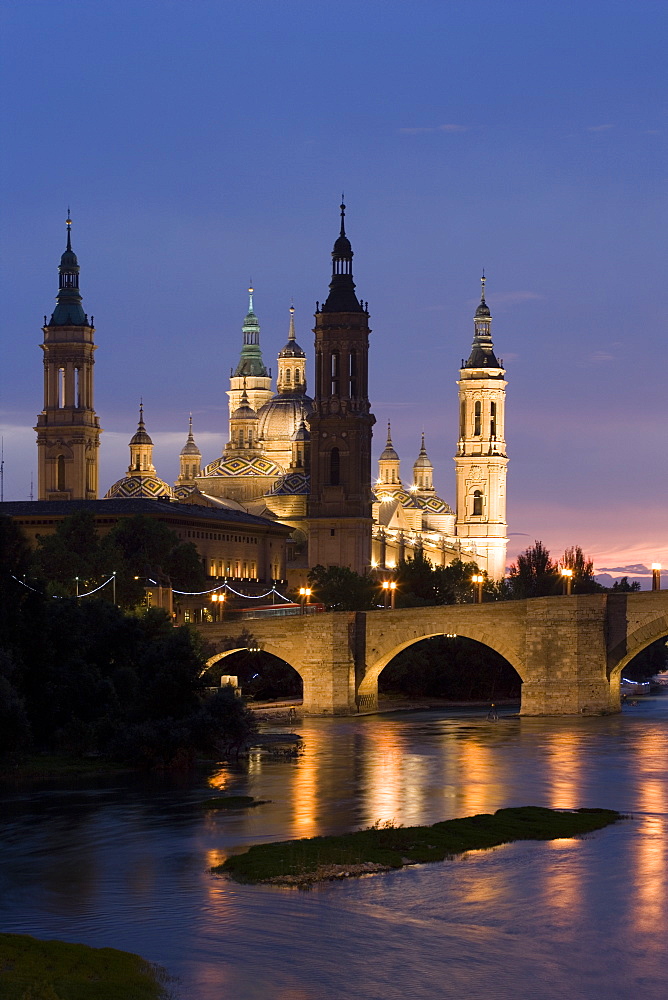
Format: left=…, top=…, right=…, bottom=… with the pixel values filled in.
left=215, top=806, right=623, bottom=885
left=0, top=934, right=172, bottom=999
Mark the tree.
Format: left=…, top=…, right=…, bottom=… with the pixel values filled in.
left=508, top=540, right=558, bottom=598
left=560, top=545, right=604, bottom=594
left=33, top=510, right=107, bottom=597
left=308, top=565, right=377, bottom=611
left=612, top=576, right=641, bottom=592
left=394, top=554, right=483, bottom=608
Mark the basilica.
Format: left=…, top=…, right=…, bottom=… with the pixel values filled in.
left=30, top=206, right=509, bottom=585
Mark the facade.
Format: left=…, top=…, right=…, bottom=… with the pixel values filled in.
left=31, top=210, right=508, bottom=583
left=35, top=215, right=101, bottom=501
left=0, top=498, right=291, bottom=587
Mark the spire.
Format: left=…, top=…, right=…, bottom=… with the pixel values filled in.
left=322, top=199, right=363, bottom=313
left=464, top=272, right=500, bottom=369
left=130, top=400, right=152, bottom=445
left=278, top=302, right=306, bottom=360
left=379, top=421, right=399, bottom=461
left=180, top=412, right=201, bottom=456
left=234, top=285, right=269, bottom=377
left=48, top=211, right=88, bottom=327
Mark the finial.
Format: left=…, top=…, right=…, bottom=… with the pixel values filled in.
left=66, top=208, right=72, bottom=251
left=421, top=429, right=425, bottom=450
left=340, top=195, right=346, bottom=236
left=138, top=399, right=145, bottom=427
left=480, top=270, right=486, bottom=302
left=288, top=302, right=296, bottom=340
left=188, top=412, right=193, bottom=435
left=248, top=282, right=254, bottom=312
left=386, top=420, right=392, bottom=445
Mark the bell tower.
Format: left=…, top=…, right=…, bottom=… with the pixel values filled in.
left=35, top=214, right=101, bottom=500
left=454, top=275, right=508, bottom=579
left=307, top=202, right=375, bottom=572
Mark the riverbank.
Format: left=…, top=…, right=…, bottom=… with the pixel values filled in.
left=216, top=806, right=623, bottom=886
left=0, top=933, right=172, bottom=999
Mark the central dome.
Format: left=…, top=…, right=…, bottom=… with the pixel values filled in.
left=257, top=393, right=312, bottom=443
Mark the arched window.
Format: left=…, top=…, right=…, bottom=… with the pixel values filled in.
left=57, top=454, right=65, bottom=491
left=474, top=401, right=482, bottom=436
left=285, top=368, right=291, bottom=384
left=349, top=351, right=357, bottom=397
left=330, top=447, right=340, bottom=485
left=490, top=401, right=497, bottom=438
left=473, top=490, right=483, bottom=516
left=460, top=400, right=466, bottom=438
left=331, top=351, right=340, bottom=395
left=58, top=367, right=65, bottom=408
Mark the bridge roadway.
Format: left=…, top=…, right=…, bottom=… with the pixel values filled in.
left=196, top=591, right=668, bottom=716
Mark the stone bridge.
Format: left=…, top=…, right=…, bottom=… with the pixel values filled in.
left=196, top=592, right=668, bottom=716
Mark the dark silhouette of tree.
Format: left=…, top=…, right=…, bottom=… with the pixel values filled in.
left=508, top=540, right=558, bottom=598
left=308, top=564, right=377, bottom=610
left=612, top=576, right=641, bottom=592
left=560, top=545, right=605, bottom=593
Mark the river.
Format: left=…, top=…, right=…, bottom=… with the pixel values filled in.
left=1, top=698, right=668, bottom=999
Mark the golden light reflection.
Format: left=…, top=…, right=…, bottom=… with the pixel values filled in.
left=290, top=742, right=319, bottom=838
left=632, top=815, right=666, bottom=933
left=206, top=849, right=228, bottom=868
left=455, top=740, right=497, bottom=816
left=207, top=767, right=229, bottom=792
left=544, top=731, right=582, bottom=810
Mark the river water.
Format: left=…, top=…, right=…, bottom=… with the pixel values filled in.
left=2, top=698, right=668, bottom=999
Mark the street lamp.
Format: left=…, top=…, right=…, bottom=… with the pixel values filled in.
left=389, top=580, right=397, bottom=609
left=652, top=563, right=661, bottom=592
left=471, top=574, right=484, bottom=604
left=561, top=568, right=573, bottom=596
left=75, top=576, right=79, bottom=598
left=211, top=592, right=226, bottom=621
left=299, top=587, right=312, bottom=614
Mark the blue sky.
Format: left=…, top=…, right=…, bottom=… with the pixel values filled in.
left=1, top=0, right=666, bottom=578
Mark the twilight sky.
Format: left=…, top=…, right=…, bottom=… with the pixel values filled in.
left=1, top=0, right=666, bottom=583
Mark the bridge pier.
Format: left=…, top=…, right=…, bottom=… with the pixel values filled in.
left=521, top=596, right=619, bottom=715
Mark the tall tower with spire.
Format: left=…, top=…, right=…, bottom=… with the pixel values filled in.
left=307, top=202, right=375, bottom=573
left=454, top=275, right=508, bottom=579
left=227, top=287, right=273, bottom=417
left=35, top=214, right=101, bottom=500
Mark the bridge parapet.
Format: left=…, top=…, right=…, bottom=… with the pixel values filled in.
left=194, top=592, right=668, bottom=716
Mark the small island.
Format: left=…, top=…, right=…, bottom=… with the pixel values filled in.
left=215, top=806, right=623, bottom=886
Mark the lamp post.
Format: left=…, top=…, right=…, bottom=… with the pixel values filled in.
left=389, top=580, right=397, bottom=610
left=299, top=587, right=311, bottom=614
left=381, top=580, right=390, bottom=608
left=561, top=568, right=573, bottom=596
left=75, top=576, right=79, bottom=598
left=112, top=571, right=116, bottom=605
left=652, top=563, right=661, bottom=592
left=211, top=592, right=226, bottom=621
left=471, top=574, right=484, bottom=604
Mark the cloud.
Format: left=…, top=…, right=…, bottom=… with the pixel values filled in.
left=589, top=351, right=615, bottom=362
left=398, top=124, right=468, bottom=134
left=597, top=564, right=651, bottom=575
left=490, top=291, right=542, bottom=307
left=587, top=124, right=614, bottom=132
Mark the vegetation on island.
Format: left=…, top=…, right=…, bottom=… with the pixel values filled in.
left=0, top=515, right=257, bottom=769
left=215, top=806, right=624, bottom=885
left=0, top=933, right=173, bottom=1000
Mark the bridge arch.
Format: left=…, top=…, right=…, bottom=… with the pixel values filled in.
left=359, top=623, right=526, bottom=708
left=201, top=641, right=306, bottom=691
left=607, top=613, right=668, bottom=679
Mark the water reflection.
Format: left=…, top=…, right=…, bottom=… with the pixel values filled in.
left=2, top=699, right=668, bottom=999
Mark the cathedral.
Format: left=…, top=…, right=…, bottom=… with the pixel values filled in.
left=32, top=206, right=509, bottom=584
